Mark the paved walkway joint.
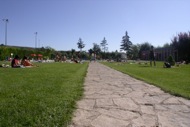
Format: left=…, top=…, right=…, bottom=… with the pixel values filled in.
left=70, top=62, right=190, bottom=127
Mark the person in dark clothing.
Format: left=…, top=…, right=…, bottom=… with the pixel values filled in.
left=11, top=55, right=21, bottom=68
left=164, top=62, right=171, bottom=68
left=150, top=46, right=156, bottom=66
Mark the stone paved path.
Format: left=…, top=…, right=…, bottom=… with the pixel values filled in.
left=69, top=62, right=190, bottom=127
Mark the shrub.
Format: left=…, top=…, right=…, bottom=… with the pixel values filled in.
left=168, top=55, right=175, bottom=66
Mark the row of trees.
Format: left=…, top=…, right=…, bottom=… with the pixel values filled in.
left=1, top=31, right=189, bottom=62
left=75, top=31, right=149, bottom=61
left=76, top=37, right=108, bottom=59
left=58, top=49, right=122, bottom=61
left=0, top=46, right=55, bottom=61
left=73, top=30, right=190, bottom=61
left=0, top=31, right=138, bottom=61
left=119, top=31, right=190, bottom=62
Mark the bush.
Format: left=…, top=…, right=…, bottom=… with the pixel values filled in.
left=168, top=55, right=175, bottom=66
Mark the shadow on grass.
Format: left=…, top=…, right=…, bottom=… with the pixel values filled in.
left=138, top=65, right=150, bottom=67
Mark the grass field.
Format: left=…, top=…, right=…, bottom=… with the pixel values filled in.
left=102, top=61, right=190, bottom=99
left=0, top=62, right=88, bottom=127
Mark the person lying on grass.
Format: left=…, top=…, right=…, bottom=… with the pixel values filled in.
left=21, top=56, right=38, bottom=67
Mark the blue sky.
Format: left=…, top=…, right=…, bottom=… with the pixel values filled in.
left=0, top=0, right=189, bottom=51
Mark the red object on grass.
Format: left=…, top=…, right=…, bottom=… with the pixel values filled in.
left=38, top=54, right=43, bottom=57
left=31, top=54, right=36, bottom=57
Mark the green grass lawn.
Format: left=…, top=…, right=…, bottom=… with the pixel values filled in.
left=0, top=62, right=88, bottom=127
left=102, top=61, right=190, bottom=99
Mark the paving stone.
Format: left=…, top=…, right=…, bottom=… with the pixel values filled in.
left=131, top=114, right=158, bottom=127
left=96, top=108, right=140, bottom=121
left=77, top=99, right=95, bottom=110
left=163, top=104, right=190, bottom=112
left=125, top=91, right=146, bottom=98
left=71, top=109, right=100, bottom=126
left=180, top=98, right=190, bottom=107
left=157, top=111, right=190, bottom=127
left=95, top=98, right=115, bottom=108
left=132, top=94, right=166, bottom=105
left=96, top=89, right=113, bottom=95
left=163, top=97, right=182, bottom=104
left=84, top=88, right=101, bottom=95
left=155, top=104, right=168, bottom=111
left=113, top=98, right=139, bottom=111
left=91, top=115, right=130, bottom=127
left=86, top=93, right=121, bottom=99
left=143, top=87, right=166, bottom=95
left=140, top=105, right=155, bottom=115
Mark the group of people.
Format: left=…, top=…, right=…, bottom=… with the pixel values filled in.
left=11, top=55, right=36, bottom=68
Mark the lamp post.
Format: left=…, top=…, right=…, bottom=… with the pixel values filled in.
left=2, top=19, right=9, bottom=45
left=34, top=32, right=37, bottom=48
left=38, top=39, right=40, bottom=48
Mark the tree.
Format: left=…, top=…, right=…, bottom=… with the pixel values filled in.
left=163, top=43, right=170, bottom=48
left=100, top=37, right=108, bottom=59
left=92, top=43, right=101, bottom=54
left=171, top=32, right=190, bottom=62
left=90, top=43, right=101, bottom=60
left=130, top=44, right=140, bottom=60
left=77, top=38, right=85, bottom=52
left=100, top=37, right=108, bottom=53
left=113, top=50, right=122, bottom=62
left=120, top=31, right=132, bottom=59
left=71, top=49, right=75, bottom=56
left=138, top=42, right=151, bottom=59
left=88, top=49, right=93, bottom=56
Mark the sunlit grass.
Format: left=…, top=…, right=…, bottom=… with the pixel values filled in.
left=102, top=61, right=190, bottom=99
left=0, top=62, right=88, bottom=126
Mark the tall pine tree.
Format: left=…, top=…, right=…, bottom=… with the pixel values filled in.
left=100, top=37, right=108, bottom=53
left=120, top=31, right=132, bottom=59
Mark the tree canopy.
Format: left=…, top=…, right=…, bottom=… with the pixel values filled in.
left=137, top=42, right=151, bottom=59
left=130, top=44, right=140, bottom=60
left=77, top=38, right=85, bottom=51
left=92, top=43, right=101, bottom=54
left=171, top=32, right=190, bottom=61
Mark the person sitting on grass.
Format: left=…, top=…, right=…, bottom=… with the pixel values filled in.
left=163, top=62, right=171, bottom=68
left=11, top=55, right=22, bottom=68
left=21, top=56, right=37, bottom=67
